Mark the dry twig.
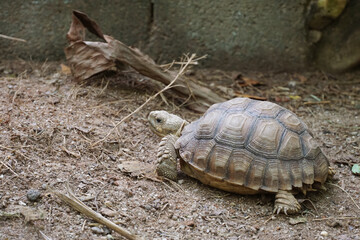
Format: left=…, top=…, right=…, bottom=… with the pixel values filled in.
left=312, top=216, right=360, bottom=221
left=0, top=211, right=21, bottom=219
left=65, top=10, right=226, bottom=110
left=328, top=183, right=360, bottom=211
left=0, top=34, right=27, bottom=42
left=1, top=157, right=20, bottom=177
left=91, top=54, right=196, bottom=147
left=39, top=231, right=53, bottom=240
left=50, top=187, right=141, bottom=240
left=303, top=100, right=330, bottom=105
left=299, top=198, right=319, bottom=216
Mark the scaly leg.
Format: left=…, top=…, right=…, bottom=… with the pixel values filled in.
left=274, top=190, right=301, bottom=215
left=156, top=134, right=178, bottom=181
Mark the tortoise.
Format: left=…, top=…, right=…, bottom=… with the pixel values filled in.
left=148, top=98, right=333, bottom=214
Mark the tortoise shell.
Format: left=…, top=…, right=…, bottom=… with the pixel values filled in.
left=175, top=98, right=329, bottom=193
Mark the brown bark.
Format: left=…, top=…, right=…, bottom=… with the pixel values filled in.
left=65, top=10, right=226, bottom=111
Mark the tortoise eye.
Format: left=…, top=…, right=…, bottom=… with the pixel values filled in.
left=156, top=118, right=162, bottom=123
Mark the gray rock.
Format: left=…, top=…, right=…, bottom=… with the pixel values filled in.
left=91, top=226, right=104, bottom=235
left=26, top=189, right=41, bottom=202
left=316, top=0, right=360, bottom=72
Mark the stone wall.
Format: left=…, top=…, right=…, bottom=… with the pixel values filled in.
left=147, top=0, right=309, bottom=71
left=0, top=0, right=357, bottom=72
left=0, top=0, right=150, bottom=60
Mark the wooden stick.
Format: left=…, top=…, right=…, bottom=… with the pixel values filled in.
left=91, top=54, right=196, bottom=147
left=97, top=35, right=226, bottom=107
left=66, top=10, right=226, bottom=110
left=51, top=188, right=141, bottom=240
left=0, top=34, right=27, bottom=42
left=303, top=100, right=330, bottom=105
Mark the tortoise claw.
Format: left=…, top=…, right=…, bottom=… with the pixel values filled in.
left=328, top=167, right=336, bottom=176
left=274, top=190, right=301, bottom=215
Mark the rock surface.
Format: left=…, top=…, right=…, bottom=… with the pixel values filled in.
left=0, top=0, right=358, bottom=72
left=0, top=1, right=150, bottom=60
left=147, top=0, right=310, bottom=71
left=315, top=0, right=360, bottom=72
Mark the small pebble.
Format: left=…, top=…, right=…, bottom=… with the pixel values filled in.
left=178, top=179, right=184, bottom=184
left=320, top=230, right=328, bottom=237
left=106, top=235, right=114, bottom=240
left=144, top=204, right=152, bottom=211
left=288, top=81, right=297, bottom=88
left=91, top=226, right=104, bottom=235
left=326, top=220, right=341, bottom=228
left=27, top=189, right=41, bottom=202
left=103, top=227, right=112, bottom=235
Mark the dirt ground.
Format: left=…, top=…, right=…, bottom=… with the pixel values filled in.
left=0, top=60, right=359, bottom=240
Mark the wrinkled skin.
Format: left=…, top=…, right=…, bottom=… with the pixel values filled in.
left=148, top=111, right=188, bottom=180
left=148, top=111, right=187, bottom=137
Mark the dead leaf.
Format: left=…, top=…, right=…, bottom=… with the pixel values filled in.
left=182, top=220, right=196, bottom=227
left=14, top=206, right=47, bottom=223
left=295, top=74, right=308, bottom=83
left=275, top=96, right=291, bottom=102
left=60, top=64, right=72, bottom=75
left=0, top=210, right=21, bottom=219
left=289, top=95, right=302, bottom=101
left=64, top=10, right=226, bottom=111
left=65, top=41, right=116, bottom=81
left=233, top=73, right=262, bottom=87
left=72, top=10, right=105, bottom=40
left=118, top=160, right=155, bottom=178
left=289, top=216, right=307, bottom=225
left=64, top=11, right=116, bottom=81
left=234, top=92, right=267, bottom=101
left=100, top=207, right=117, bottom=217
left=216, top=86, right=235, bottom=97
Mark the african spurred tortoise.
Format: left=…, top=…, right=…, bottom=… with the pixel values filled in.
left=148, top=98, right=334, bottom=214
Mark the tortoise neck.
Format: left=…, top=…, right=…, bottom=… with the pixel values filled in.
left=175, top=120, right=189, bottom=137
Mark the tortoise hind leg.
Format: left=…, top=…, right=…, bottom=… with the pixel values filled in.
left=156, top=134, right=178, bottom=181
left=274, top=190, right=301, bottom=215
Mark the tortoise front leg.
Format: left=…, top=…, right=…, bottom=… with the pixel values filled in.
left=274, top=190, right=301, bottom=215
left=156, top=134, right=178, bottom=181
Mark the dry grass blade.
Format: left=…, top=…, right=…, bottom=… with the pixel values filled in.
left=313, top=216, right=360, bottom=221
left=51, top=187, right=142, bottom=240
left=91, top=54, right=196, bottom=147
left=160, top=54, right=207, bottom=69
left=0, top=34, right=27, bottom=42
left=328, top=183, right=360, bottom=211
left=1, top=157, right=20, bottom=177
left=304, top=101, right=330, bottom=105
left=39, top=230, right=53, bottom=240
left=0, top=211, right=21, bottom=219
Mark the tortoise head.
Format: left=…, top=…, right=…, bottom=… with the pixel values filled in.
left=148, top=110, right=187, bottom=137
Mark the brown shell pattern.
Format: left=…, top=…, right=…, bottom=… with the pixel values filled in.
left=175, top=98, right=329, bottom=192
